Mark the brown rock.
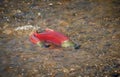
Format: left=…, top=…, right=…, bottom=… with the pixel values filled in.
left=112, top=34, right=120, bottom=39
left=59, top=21, right=69, bottom=26
left=3, top=29, right=13, bottom=35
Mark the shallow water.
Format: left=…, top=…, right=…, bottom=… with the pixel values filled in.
left=0, top=0, right=120, bottom=77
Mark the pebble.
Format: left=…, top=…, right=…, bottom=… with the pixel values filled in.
left=73, top=13, right=78, bottom=16
left=49, top=3, right=53, bottom=6
left=70, top=68, right=75, bottom=71
left=94, top=64, right=98, bottom=67
left=3, top=29, right=13, bottom=35
left=21, top=73, right=24, bottom=76
left=100, top=64, right=103, bottom=66
left=33, top=69, right=38, bottom=73
left=112, top=35, right=116, bottom=39
left=38, top=12, right=41, bottom=16
left=57, top=2, right=62, bottom=5
left=16, top=9, right=22, bottom=13
left=22, top=69, right=25, bottom=71
left=105, top=75, right=108, bottom=77
left=59, top=21, right=69, bottom=26
left=18, top=74, right=22, bottom=77
left=63, top=68, right=69, bottom=73
left=3, top=23, right=9, bottom=29
left=112, top=34, right=120, bottom=40
left=23, top=58, right=26, bottom=61
left=55, top=72, right=65, bottom=77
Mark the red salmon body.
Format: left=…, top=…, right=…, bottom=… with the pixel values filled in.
left=30, top=29, right=69, bottom=46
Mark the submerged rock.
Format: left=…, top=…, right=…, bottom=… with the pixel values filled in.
left=3, top=29, right=13, bottom=35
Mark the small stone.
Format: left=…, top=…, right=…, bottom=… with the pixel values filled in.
left=114, top=70, right=118, bottom=73
left=73, top=13, right=78, bottom=16
left=18, top=74, right=22, bottom=77
left=105, top=75, right=108, bottom=77
left=9, top=66, right=13, bottom=69
left=57, top=2, right=62, bottom=5
left=27, top=2, right=30, bottom=5
left=3, top=29, right=13, bottom=35
left=48, top=72, right=53, bottom=75
left=23, top=58, right=26, bottom=61
left=112, top=34, right=120, bottom=39
left=33, top=69, right=38, bottom=73
left=94, top=64, right=97, bottom=67
left=31, top=57, right=35, bottom=60
left=16, top=9, right=22, bottom=13
left=6, top=18, right=10, bottom=21
left=49, top=3, right=53, bottom=6
left=70, top=68, right=75, bottom=71
left=59, top=21, right=69, bottom=26
left=3, top=23, right=9, bottom=29
left=22, top=69, right=25, bottom=71
left=55, top=72, right=65, bottom=77
left=21, top=73, right=24, bottom=76
left=63, top=68, right=69, bottom=73
left=38, top=12, right=41, bottom=16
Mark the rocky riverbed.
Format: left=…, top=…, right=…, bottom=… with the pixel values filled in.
left=0, top=0, right=120, bottom=77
